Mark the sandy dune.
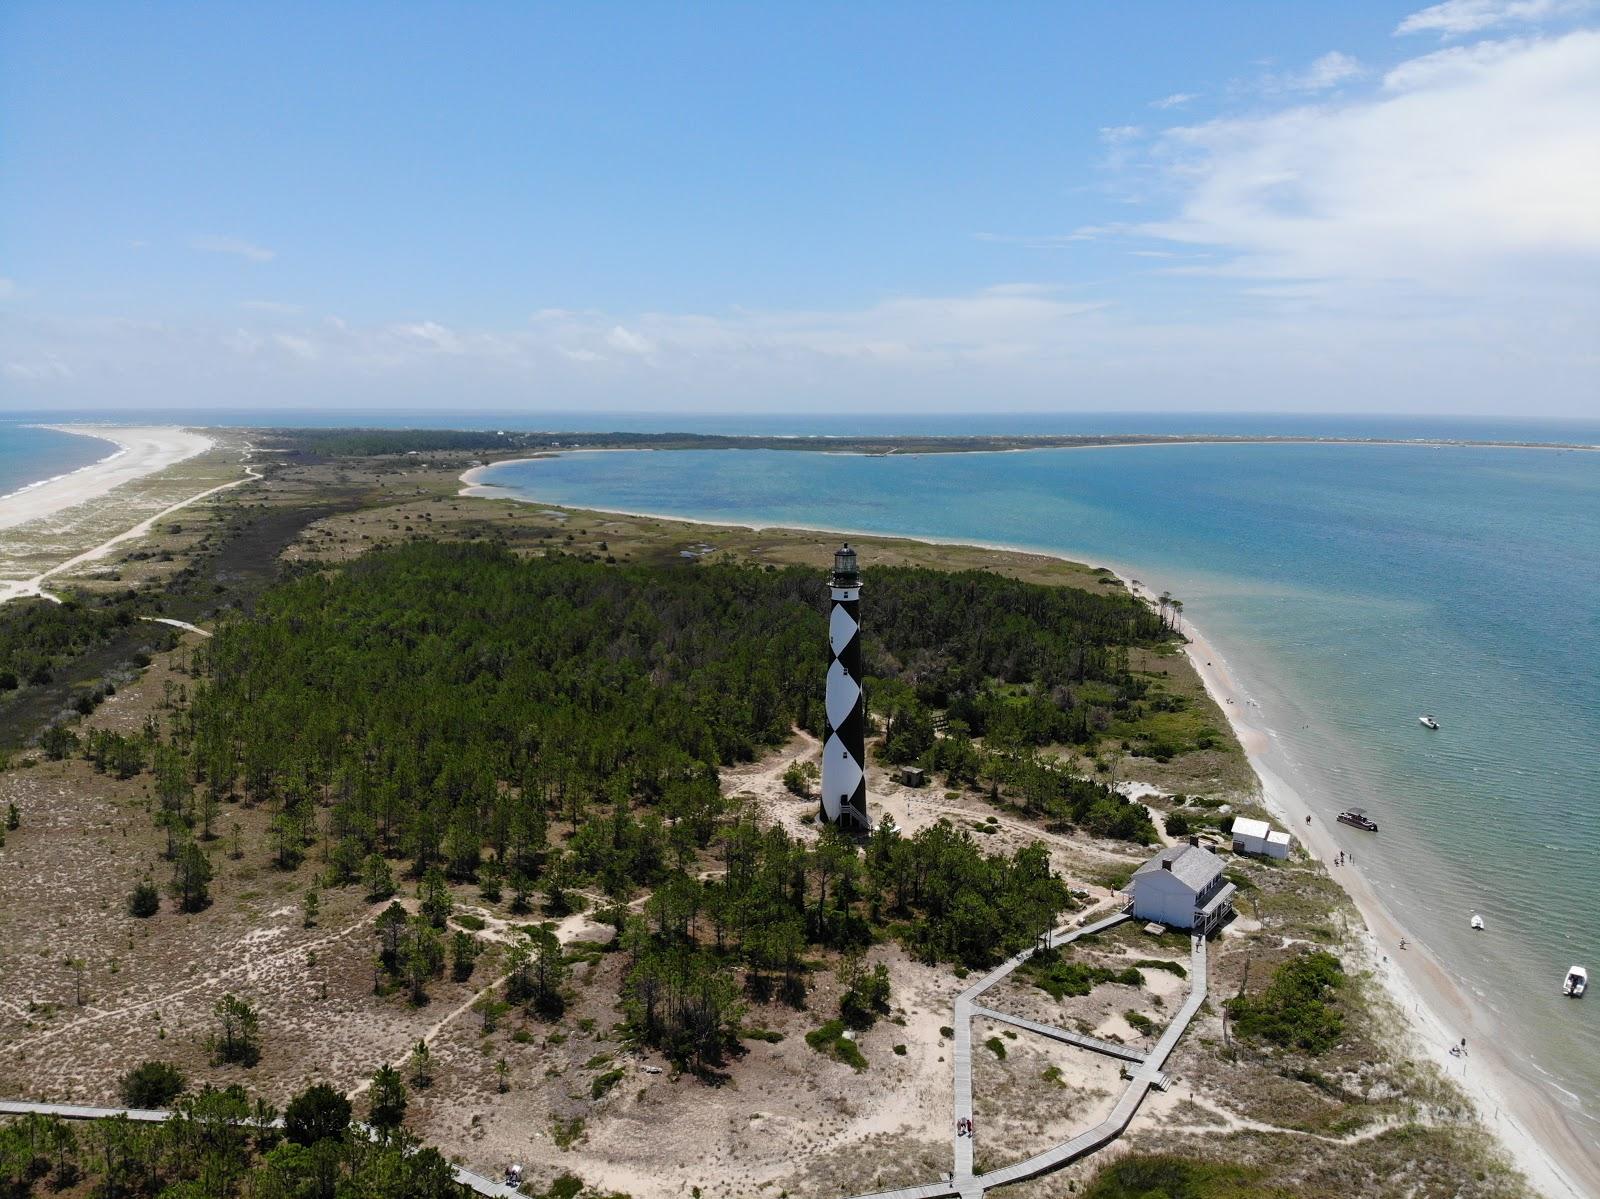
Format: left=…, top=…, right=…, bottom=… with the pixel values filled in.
left=0, top=425, right=213, bottom=532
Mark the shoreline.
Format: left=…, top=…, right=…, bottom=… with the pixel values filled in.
left=458, top=458, right=1593, bottom=1199
left=1146, top=594, right=1593, bottom=1199
left=0, top=425, right=214, bottom=532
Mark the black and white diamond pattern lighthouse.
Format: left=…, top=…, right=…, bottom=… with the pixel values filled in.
left=823, top=543, right=871, bottom=830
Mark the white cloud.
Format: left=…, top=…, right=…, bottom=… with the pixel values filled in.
left=1295, top=50, right=1364, bottom=89
left=1151, top=93, right=1198, bottom=109
left=1138, top=30, right=1600, bottom=291
left=273, top=333, right=318, bottom=360
left=974, top=227, right=1114, bottom=249
left=4, top=354, right=71, bottom=382
left=1396, top=0, right=1592, bottom=36
left=393, top=321, right=467, bottom=354
left=240, top=299, right=301, bottom=314
left=605, top=325, right=655, bottom=355
left=1258, top=50, right=1364, bottom=93
left=1099, top=124, right=1145, bottom=144
left=190, top=235, right=276, bottom=263
left=2, top=273, right=1594, bottom=414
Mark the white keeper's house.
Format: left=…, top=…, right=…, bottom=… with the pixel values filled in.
left=1230, top=817, right=1292, bottom=860
left=1125, top=843, right=1236, bottom=934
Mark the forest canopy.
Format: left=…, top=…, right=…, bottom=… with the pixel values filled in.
left=183, top=543, right=1168, bottom=884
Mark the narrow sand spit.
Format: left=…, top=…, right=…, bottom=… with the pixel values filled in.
left=0, top=425, right=213, bottom=531
left=1139, top=583, right=1597, bottom=1199
left=0, top=427, right=258, bottom=606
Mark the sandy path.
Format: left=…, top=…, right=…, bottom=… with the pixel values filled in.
left=140, top=616, right=212, bottom=637
left=1144, top=588, right=1597, bottom=1199
left=0, top=458, right=260, bottom=605
left=0, top=425, right=213, bottom=531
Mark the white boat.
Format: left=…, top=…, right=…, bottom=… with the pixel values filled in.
left=1419, top=715, right=1440, bottom=729
left=1470, top=913, right=1484, bottom=930
left=1564, top=966, right=1588, bottom=997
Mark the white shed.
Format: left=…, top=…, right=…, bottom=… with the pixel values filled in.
left=1230, top=817, right=1292, bottom=860
left=1125, top=844, right=1235, bottom=934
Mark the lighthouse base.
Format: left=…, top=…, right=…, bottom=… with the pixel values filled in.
left=820, top=797, right=872, bottom=834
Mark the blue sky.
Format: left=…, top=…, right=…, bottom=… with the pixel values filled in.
left=3, top=1, right=1598, bottom=414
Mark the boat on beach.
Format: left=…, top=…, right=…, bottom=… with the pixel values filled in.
left=1565, top=966, right=1588, bottom=997
left=1470, top=913, right=1485, bottom=930
left=1420, top=714, right=1440, bottom=729
left=1337, top=807, right=1379, bottom=832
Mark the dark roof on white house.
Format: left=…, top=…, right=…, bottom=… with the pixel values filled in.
left=1131, top=843, right=1225, bottom=892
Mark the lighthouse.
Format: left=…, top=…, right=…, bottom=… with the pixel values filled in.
left=823, top=544, right=870, bottom=830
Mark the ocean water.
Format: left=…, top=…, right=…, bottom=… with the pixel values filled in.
left=477, top=442, right=1600, bottom=1131
left=0, top=422, right=117, bottom=501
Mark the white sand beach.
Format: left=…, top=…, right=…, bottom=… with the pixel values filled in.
left=0, top=425, right=214, bottom=532
left=1156, top=595, right=1598, bottom=1199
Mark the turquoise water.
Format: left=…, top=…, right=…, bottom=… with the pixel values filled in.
left=0, top=423, right=114, bottom=501
left=478, top=443, right=1600, bottom=1129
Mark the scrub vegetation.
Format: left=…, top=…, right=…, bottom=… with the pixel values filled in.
left=0, top=444, right=1528, bottom=1199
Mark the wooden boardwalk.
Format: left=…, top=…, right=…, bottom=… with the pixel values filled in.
left=968, top=1004, right=1147, bottom=1064
left=847, top=913, right=1210, bottom=1199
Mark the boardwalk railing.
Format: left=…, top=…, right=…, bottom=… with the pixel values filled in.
left=847, top=911, right=1209, bottom=1199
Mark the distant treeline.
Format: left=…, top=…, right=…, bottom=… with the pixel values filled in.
left=264, top=428, right=535, bottom=456
left=262, top=426, right=1595, bottom=459
left=263, top=427, right=1207, bottom=458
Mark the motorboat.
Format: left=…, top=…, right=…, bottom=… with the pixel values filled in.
left=1469, top=914, right=1484, bottom=930
left=1565, top=966, right=1588, bottom=998
left=1419, top=715, right=1440, bottom=730
left=1337, top=807, right=1379, bottom=832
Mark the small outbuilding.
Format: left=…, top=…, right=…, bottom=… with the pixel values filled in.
left=1230, top=817, right=1291, bottom=859
left=897, top=765, right=927, bottom=788
left=1125, top=844, right=1235, bottom=935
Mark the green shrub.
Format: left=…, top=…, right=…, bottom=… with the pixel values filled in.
left=127, top=880, right=161, bottom=918
left=545, top=1176, right=585, bottom=1199
left=984, top=1036, right=1006, bottom=1060
left=806, top=1020, right=867, bottom=1071
left=1083, top=1153, right=1285, bottom=1198
left=1226, top=950, right=1345, bottom=1054
left=1024, top=948, right=1144, bottom=999
left=119, top=1060, right=186, bottom=1108
left=1131, top=958, right=1186, bottom=978
left=552, top=1115, right=586, bottom=1149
